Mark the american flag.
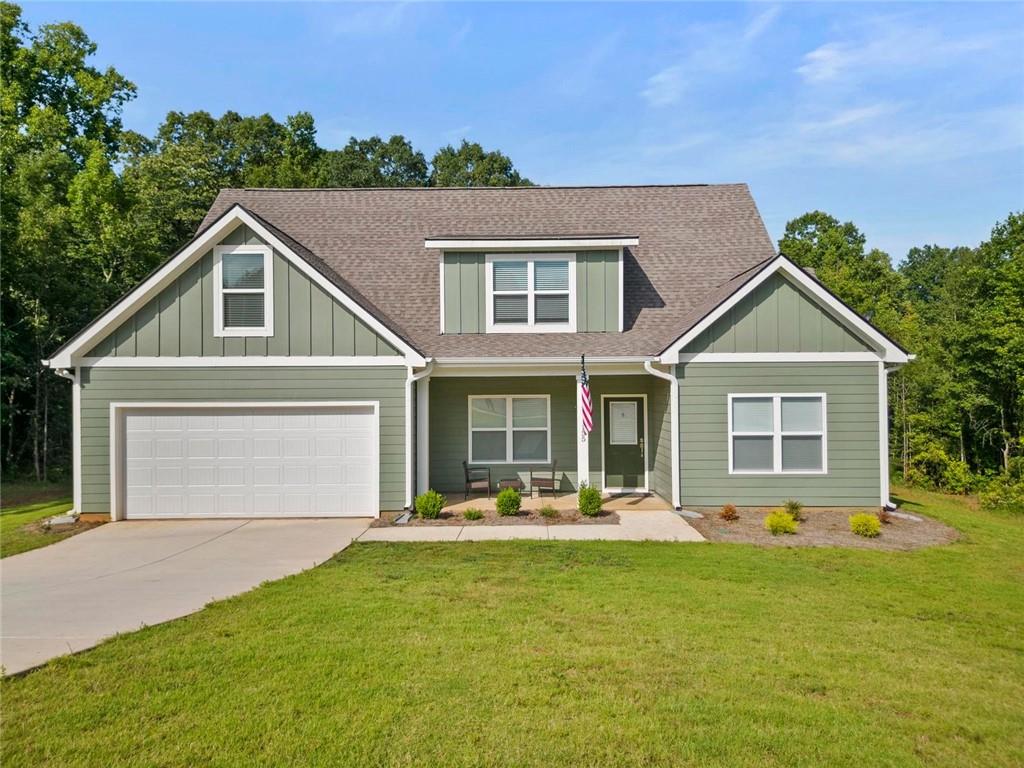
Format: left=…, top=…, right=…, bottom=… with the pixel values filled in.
left=580, top=355, right=593, bottom=436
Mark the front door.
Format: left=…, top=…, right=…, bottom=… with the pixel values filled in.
left=603, top=397, right=646, bottom=490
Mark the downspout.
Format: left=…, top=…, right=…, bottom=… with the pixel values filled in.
left=52, top=367, right=81, bottom=516
left=644, top=360, right=681, bottom=510
left=405, top=360, right=434, bottom=510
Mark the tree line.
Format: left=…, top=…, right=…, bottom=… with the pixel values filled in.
left=1, top=3, right=1021, bottom=511
left=0, top=3, right=529, bottom=482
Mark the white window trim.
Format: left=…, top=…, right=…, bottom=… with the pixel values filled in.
left=213, top=244, right=274, bottom=337
left=484, top=253, right=577, bottom=333
left=727, top=393, right=828, bottom=475
left=467, top=394, right=552, bottom=464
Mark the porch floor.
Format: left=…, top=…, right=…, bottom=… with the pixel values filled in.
left=442, top=492, right=674, bottom=514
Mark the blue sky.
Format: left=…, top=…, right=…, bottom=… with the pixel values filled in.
left=21, top=2, right=1024, bottom=259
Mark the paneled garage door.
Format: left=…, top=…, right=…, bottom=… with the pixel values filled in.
left=122, top=405, right=377, bottom=518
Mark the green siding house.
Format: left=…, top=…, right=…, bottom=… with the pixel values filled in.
left=46, top=185, right=910, bottom=520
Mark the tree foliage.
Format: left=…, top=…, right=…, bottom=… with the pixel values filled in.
left=780, top=210, right=1023, bottom=496
left=0, top=3, right=531, bottom=480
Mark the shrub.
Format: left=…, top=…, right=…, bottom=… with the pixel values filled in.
left=782, top=499, right=805, bottom=521
left=980, top=472, right=1024, bottom=515
left=877, top=507, right=893, bottom=525
left=463, top=508, right=484, bottom=521
left=850, top=512, right=882, bottom=538
left=415, top=490, right=446, bottom=520
left=764, top=509, right=798, bottom=535
left=496, top=487, right=522, bottom=517
left=719, top=503, right=739, bottom=521
left=539, top=505, right=559, bottom=519
left=577, top=483, right=603, bottom=517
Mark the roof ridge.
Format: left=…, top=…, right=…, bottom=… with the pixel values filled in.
left=216, top=183, right=748, bottom=192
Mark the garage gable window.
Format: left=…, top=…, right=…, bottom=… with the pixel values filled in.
left=728, top=393, right=827, bottom=474
left=468, top=395, right=550, bottom=464
left=213, top=244, right=274, bottom=337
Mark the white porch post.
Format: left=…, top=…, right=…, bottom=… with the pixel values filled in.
left=879, top=361, right=891, bottom=508
left=576, top=374, right=590, bottom=488
left=417, top=377, right=430, bottom=496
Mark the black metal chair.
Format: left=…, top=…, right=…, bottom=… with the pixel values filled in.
left=463, top=461, right=491, bottom=500
left=530, top=460, right=558, bottom=498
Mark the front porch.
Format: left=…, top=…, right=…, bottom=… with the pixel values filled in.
left=416, top=368, right=676, bottom=505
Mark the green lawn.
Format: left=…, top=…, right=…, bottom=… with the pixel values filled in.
left=3, top=487, right=1022, bottom=767
left=0, top=499, right=74, bottom=558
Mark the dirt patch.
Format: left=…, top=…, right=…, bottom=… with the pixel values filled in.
left=371, top=508, right=620, bottom=527
left=687, top=507, right=959, bottom=551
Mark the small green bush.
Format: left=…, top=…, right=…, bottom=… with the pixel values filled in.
left=719, top=503, right=739, bottom=521
left=764, top=509, right=798, bottom=535
left=783, top=499, right=805, bottom=521
left=980, top=467, right=1024, bottom=515
left=415, top=490, right=446, bottom=520
left=577, top=483, right=603, bottom=517
left=539, top=505, right=559, bottom=519
left=496, top=487, right=522, bottom=517
left=850, top=512, right=882, bottom=538
left=463, top=508, right=484, bottom=521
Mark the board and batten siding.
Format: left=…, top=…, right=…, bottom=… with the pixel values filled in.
left=440, top=250, right=619, bottom=334
left=677, top=362, right=880, bottom=507
left=86, top=225, right=397, bottom=359
left=683, top=273, right=872, bottom=354
left=428, top=376, right=578, bottom=492
left=79, top=366, right=408, bottom=514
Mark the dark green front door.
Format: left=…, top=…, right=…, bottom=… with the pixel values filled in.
left=603, top=397, right=645, bottom=490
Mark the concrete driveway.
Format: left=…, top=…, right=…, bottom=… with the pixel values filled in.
left=1, top=518, right=369, bottom=674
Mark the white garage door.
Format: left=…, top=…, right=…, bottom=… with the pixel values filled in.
left=123, top=405, right=377, bottom=518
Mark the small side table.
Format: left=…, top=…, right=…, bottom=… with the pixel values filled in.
left=497, top=477, right=524, bottom=491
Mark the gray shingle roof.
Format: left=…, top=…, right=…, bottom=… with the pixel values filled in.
left=201, top=184, right=778, bottom=359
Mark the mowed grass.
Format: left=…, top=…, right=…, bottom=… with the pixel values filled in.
left=0, top=499, right=73, bottom=558
left=3, top=488, right=1023, bottom=767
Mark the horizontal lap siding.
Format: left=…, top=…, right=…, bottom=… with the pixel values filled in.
left=428, top=377, right=577, bottom=493
left=678, top=362, right=880, bottom=507
left=79, top=366, right=408, bottom=514
left=648, top=379, right=673, bottom=502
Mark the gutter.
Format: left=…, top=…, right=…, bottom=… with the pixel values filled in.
left=643, top=361, right=681, bottom=510
left=405, top=359, right=435, bottom=510
left=52, top=368, right=80, bottom=517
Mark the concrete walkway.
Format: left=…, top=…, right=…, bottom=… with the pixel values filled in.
left=1, top=518, right=368, bottom=674
left=359, top=510, right=705, bottom=543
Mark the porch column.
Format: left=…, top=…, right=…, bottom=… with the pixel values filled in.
left=576, top=374, right=590, bottom=488
left=417, top=377, right=430, bottom=496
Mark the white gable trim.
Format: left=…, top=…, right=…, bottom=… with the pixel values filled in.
left=426, top=236, right=638, bottom=250
left=659, top=255, right=909, bottom=365
left=46, top=205, right=425, bottom=368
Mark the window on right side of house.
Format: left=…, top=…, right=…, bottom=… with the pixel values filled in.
left=729, top=394, right=826, bottom=474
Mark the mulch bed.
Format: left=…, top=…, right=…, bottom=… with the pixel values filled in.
left=371, top=508, right=620, bottom=527
left=687, top=508, right=959, bottom=551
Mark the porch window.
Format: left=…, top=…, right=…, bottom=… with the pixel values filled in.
left=469, top=395, right=550, bottom=463
left=486, top=254, right=576, bottom=333
left=213, top=244, right=274, bottom=337
left=728, top=394, right=827, bottom=474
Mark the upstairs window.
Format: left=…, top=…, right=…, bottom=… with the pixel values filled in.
left=486, top=254, right=576, bottom=332
left=728, top=394, right=827, bottom=474
left=213, top=244, right=274, bottom=337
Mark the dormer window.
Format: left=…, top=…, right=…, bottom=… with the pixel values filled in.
left=485, top=254, right=576, bottom=333
left=213, top=244, right=274, bottom=337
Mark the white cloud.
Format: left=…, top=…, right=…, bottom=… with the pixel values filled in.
left=327, top=3, right=412, bottom=39
left=641, top=65, right=686, bottom=108
left=641, top=6, right=780, bottom=108
left=797, top=18, right=1006, bottom=84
